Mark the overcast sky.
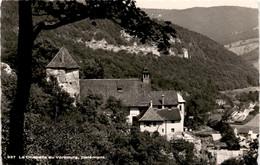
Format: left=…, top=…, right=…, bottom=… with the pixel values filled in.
left=135, top=0, right=258, bottom=9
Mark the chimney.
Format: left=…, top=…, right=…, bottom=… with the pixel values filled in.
left=162, top=95, right=165, bottom=109
left=150, top=100, right=153, bottom=108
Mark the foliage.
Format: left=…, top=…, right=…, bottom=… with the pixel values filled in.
left=250, top=105, right=259, bottom=115
left=184, top=89, right=216, bottom=129
left=1, top=67, right=17, bottom=163
left=221, top=158, right=241, bottom=165
left=170, top=139, right=211, bottom=165
left=2, top=71, right=176, bottom=164
left=171, top=139, right=195, bottom=164
left=235, top=91, right=259, bottom=103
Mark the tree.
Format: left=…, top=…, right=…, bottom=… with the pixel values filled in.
left=8, top=0, right=177, bottom=163
left=210, top=120, right=240, bottom=150
left=171, top=139, right=195, bottom=165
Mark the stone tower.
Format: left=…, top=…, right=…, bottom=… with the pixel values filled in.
left=46, top=47, right=80, bottom=100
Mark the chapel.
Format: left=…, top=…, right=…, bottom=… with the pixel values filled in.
left=46, top=47, right=185, bottom=139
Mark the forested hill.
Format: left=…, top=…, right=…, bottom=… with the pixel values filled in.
left=1, top=1, right=258, bottom=94
left=143, top=6, right=258, bottom=45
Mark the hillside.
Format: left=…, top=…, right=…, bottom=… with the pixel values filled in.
left=224, top=38, right=259, bottom=69
left=1, top=1, right=258, bottom=94
left=143, top=6, right=258, bottom=45
left=242, top=48, right=259, bottom=69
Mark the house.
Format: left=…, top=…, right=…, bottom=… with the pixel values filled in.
left=233, top=126, right=259, bottom=140
left=46, top=47, right=185, bottom=138
left=139, top=101, right=184, bottom=139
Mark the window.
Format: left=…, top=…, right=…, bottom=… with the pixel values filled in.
left=162, top=129, right=164, bottom=133
left=171, top=121, right=175, bottom=123
left=171, top=128, right=175, bottom=132
left=153, top=122, right=156, bottom=126
left=145, top=122, right=151, bottom=127
left=117, top=86, right=123, bottom=92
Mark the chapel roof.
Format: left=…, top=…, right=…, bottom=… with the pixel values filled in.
left=139, top=107, right=181, bottom=121
left=46, top=47, right=80, bottom=69
left=148, top=91, right=178, bottom=105
left=80, top=79, right=180, bottom=107
left=80, top=79, right=148, bottom=106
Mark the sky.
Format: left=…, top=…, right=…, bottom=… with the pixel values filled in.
left=135, top=0, right=258, bottom=9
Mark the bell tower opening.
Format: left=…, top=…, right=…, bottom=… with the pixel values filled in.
left=142, top=67, right=150, bottom=84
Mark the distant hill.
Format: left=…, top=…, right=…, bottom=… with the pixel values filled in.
left=144, top=6, right=259, bottom=70
left=1, top=1, right=258, bottom=94
left=143, top=6, right=258, bottom=45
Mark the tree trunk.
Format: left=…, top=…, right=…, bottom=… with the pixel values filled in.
left=8, top=1, right=33, bottom=163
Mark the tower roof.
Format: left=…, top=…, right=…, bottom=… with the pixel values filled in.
left=142, top=66, right=149, bottom=74
left=46, top=47, right=80, bottom=69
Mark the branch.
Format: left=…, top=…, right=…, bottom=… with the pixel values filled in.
left=32, top=15, right=86, bottom=41
left=32, top=13, right=49, bottom=16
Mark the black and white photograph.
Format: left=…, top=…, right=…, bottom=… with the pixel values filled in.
left=1, top=0, right=259, bottom=164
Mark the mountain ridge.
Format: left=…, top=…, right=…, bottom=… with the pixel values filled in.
left=143, top=6, right=258, bottom=45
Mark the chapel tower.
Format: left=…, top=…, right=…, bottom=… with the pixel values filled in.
left=142, top=67, right=150, bottom=84
left=46, top=47, right=80, bottom=100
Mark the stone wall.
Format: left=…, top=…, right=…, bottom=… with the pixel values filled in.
left=209, top=149, right=244, bottom=165
left=46, top=68, right=80, bottom=99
